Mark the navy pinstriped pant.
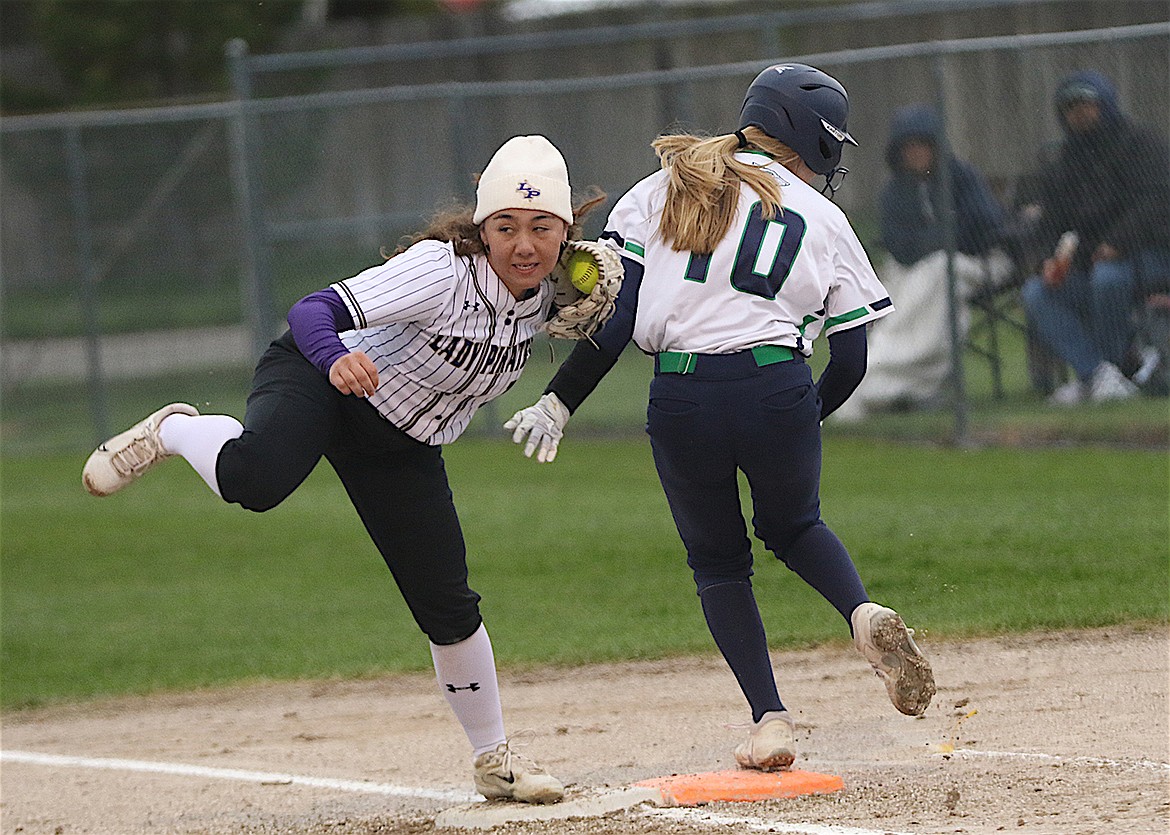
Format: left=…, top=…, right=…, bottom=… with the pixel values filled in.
left=215, top=331, right=482, bottom=645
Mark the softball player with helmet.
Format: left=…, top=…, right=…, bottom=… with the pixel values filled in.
left=507, top=65, right=936, bottom=770
left=83, top=135, right=606, bottom=804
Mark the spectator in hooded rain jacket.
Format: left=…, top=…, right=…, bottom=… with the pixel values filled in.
left=1018, top=70, right=1170, bottom=405
left=831, top=104, right=1010, bottom=422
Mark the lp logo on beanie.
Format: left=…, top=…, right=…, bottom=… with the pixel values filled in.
left=473, top=135, right=573, bottom=224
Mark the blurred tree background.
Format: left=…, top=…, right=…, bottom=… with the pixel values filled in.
left=0, top=0, right=446, bottom=114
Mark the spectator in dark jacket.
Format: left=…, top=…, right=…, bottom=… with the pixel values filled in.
left=833, top=104, right=1010, bottom=421
left=879, top=105, right=1007, bottom=267
left=1019, top=70, right=1170, bottom=405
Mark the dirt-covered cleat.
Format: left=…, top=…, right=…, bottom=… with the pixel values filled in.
left=733, top=710, right=796, bottom=771
left=82, top=403, right=199, bottom=497
left=473, top=741, right=564, bottom=804
left=852, top=602, right=936, bottom=716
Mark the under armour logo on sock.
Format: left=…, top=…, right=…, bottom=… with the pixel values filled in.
left=446, top=682, right=481, bottom=692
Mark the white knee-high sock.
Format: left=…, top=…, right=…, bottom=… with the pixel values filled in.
left=430, top=623, right=506, bottom=757
left=158, top=413, right=243, bottom=498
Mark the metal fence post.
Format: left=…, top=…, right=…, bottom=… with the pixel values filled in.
left=65, top=125, right=110, bottom=443
left=756, top=23, right=783, bottom=59
left=226, top=38, right=277, bottom=361
left=446, top=94, right=475, bottom=204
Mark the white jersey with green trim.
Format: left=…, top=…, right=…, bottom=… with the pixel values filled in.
left=331, top=239, right=553, bottom=446
left=606, top=151, right=892, bottom=356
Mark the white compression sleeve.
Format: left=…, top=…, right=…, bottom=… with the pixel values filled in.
left=429, top=623, right=506, bottom=756
left=158, top=413, right=243, bottom=498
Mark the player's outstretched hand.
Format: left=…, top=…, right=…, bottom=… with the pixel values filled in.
left=504, top=392, right=570, bottom=463
left=329, top=351, right=379, bottom=397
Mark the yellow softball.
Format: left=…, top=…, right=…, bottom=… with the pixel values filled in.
left=565, top=250, right=599, bottom=294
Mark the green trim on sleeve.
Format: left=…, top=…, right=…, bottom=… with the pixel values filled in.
left=824, top=306, right=870, bottom=330
left=624, top=241, right=645, bottom=257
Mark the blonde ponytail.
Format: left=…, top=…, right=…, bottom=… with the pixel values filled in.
left=652, top=126, right=800, bottom=253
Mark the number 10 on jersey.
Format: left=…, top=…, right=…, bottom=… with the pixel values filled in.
left=684, top=202, right=808, bottom=300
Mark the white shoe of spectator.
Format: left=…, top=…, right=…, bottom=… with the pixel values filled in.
left=1132, top=346, right=1162, bottom=387
left=1048, top=378, right=1086, bottom=406
left=1089, top=361, right=1139, bottom=402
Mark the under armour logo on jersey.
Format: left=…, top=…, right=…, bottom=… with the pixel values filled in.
left=463, top=300, right=481, bottom=312
left=446, top=682, right=481, bottom=693
left=516, top=181, right=541, bottom=200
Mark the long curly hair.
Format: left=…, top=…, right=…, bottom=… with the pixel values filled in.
left=389, top=187, right=609, bottom=259
left=652, top=125, right=801, bottom=254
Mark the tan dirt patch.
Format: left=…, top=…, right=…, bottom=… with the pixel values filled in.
left=3, top=625, right=1167, bottom=834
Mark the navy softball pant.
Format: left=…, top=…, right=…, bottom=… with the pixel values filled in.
left=647, top=350, right=863, bottom=606
left=214, top=331, right=482, bottom=645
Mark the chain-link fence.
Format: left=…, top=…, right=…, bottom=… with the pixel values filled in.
left=2, top=8, right=1167, bottom=455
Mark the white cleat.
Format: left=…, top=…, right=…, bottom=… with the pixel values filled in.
left=852, top=602, right=936, bottom=716
left=473, top=741, right=564, bottom=804
left=733, top=710, right=796, bottom=771
left=82, top=403, right=199, bottom=497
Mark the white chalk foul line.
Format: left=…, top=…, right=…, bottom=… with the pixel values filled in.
left=0, top=749, right=930, bottom=835
left=1, top=749, right=478, bottom=804
left=943, top=748, right=1170, bottom=771
left=645, top=807, right=916, bottom=835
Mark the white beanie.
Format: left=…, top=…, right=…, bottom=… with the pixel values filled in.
left=473, top=135, right=573, bottom=225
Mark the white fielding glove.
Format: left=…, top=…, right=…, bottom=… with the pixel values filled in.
left=503, top=392, right=571, bottom=463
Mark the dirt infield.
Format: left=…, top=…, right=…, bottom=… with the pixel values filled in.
left=3, top=625, right=1167, bottom=835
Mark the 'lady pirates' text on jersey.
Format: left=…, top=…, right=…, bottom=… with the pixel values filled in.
left=605, top=150, right=892, bottom=356
left=331, top=239, right=553, bottom=445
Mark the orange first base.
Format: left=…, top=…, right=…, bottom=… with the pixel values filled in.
left=635, top=769, right=844, bottom=806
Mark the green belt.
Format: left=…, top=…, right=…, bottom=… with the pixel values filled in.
left=657, top=345, right=795, bottom=374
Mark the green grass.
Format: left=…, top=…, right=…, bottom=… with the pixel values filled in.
left=2, top=437, right=1166, bottom=710
left=0, top=246, right=394, bottom=342
left=2, top=279, right=241, bottom=341
left=7, top=328, right=1164, bottom=459
left=3, top=300, right=1167, bottom=709
left=2, top=366, right=259, bottom=457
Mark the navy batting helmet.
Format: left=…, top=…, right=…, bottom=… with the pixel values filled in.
left=738, top=63, right=857, bottom=176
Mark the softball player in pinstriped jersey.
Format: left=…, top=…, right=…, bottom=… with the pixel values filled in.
left=507, top=65, right=936, bottom=771
left=332, top=237, right=549, bottom=445
left=83, top=135, right=605, bottom=804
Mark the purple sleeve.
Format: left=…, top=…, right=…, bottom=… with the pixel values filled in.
left=287, top=288, right=356, bottom=376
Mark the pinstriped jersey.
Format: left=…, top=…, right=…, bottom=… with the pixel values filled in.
left=331, top=239, right=553, bottom=445
left=606, top=151, right=892, bottom=356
